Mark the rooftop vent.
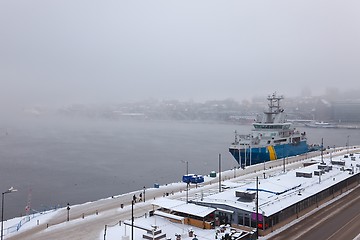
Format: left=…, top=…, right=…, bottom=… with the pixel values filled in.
left=235, top=190, right=256, bottom=201
left=296, top=172, right=312, bottom=178
left=331, top=160, right=345, bottom=166
left=318, top=165, right=332, bottom=172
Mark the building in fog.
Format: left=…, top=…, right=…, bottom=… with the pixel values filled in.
left=332, top=100, right=360, bottom=123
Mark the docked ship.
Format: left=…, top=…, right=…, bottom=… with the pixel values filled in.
left=229, top=93, right=309, bottom=167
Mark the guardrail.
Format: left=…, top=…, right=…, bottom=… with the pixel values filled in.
left=4, top=206, right=61, bottom=236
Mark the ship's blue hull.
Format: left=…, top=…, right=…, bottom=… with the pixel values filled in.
left=229, top=141, right=308, bottom=167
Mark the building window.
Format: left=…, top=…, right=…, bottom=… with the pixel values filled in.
left=244, top=213, right=250, bottom=227
left=238, top=212, right=244, bottom=225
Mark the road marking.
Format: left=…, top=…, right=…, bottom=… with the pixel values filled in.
left=290, top=190, right=360, bottom=240
left=325, top=212, right=360, bottom=240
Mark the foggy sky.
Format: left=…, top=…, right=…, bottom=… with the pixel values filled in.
left=1, top=0, right=359, bottom=108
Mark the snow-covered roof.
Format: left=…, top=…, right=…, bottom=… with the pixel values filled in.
left=195, top=150, right=360, bottom=217
left=153, top=198, right=216, bottom=218
left=153, top=210, right=185, bottom=221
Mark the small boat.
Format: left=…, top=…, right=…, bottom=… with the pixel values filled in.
left=304, top=121, right=337, bottom=128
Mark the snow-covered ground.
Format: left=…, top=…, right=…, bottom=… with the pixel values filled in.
left=2, top=147, right=358, bottom=240
left=103, top=215, right=244, bottom=240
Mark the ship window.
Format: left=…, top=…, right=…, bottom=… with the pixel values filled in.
left=274, top=139, right=287, bottom=144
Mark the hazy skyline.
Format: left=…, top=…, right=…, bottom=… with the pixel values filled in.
left=1, top=1, right=359, bottom=109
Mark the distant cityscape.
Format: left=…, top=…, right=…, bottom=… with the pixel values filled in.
left=25, top=91, right=360, bottom=124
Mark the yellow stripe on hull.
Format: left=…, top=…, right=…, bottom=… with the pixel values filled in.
left=267, top=146, right=277, bottom=160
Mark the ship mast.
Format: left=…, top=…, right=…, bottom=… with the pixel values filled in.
left=264, top=93, right=284, bottom=123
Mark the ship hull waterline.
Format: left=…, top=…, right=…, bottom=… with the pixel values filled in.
left=229, top=141, right=309, bottom=167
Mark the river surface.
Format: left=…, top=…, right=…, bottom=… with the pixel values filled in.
left=1, top=116, right=359, bottom=219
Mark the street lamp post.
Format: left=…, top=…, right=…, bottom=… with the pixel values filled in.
left=1, top=187, right=17, bottom=240
left=218, top=154, right=222, bottom=193
left=186, top=161, right=189, bottom=200
left=131, top=200, right=134, bottom=240
left=67, top=203, right=70, bottom=222
left=143, top=186, right=146, bottom=203
left=321, top=138, right=324, bottom=164
left=181, top=160, right=189, bottom=203
left=186, top=182, right=189, bottom=204
left=256, top=176, right=259, bottom=239
left=249, top=145, right=252, bottom=166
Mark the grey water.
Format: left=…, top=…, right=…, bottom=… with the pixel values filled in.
left=0, top=116, right=359, bottom=220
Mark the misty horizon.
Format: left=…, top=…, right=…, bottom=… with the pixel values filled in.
left=1, top=1, right=359, bottom=110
